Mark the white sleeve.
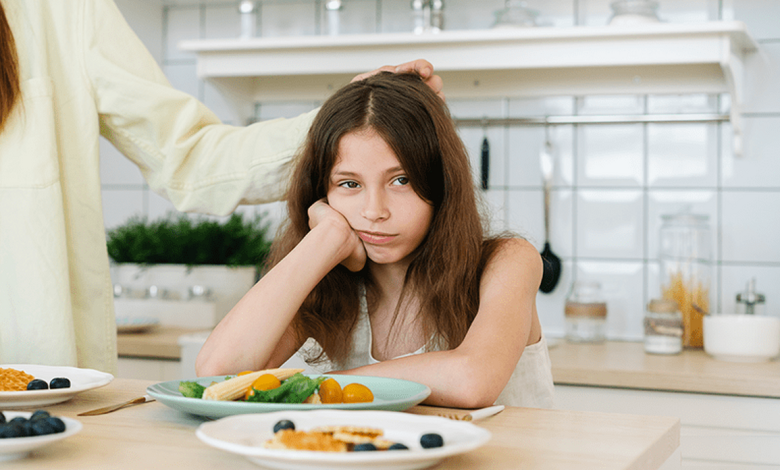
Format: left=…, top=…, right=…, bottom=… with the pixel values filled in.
left=84, top=0, right=317, bottom=215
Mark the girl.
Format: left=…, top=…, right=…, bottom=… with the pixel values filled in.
left=197, top=72, right=554, bottom=409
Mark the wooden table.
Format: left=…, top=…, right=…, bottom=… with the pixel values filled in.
left=2, top=378, right=679, bottom=469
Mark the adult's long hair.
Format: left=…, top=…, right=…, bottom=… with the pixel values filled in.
left=0, top=1, right=21, bottom=132
left=267, top=72, right=505, bottom=364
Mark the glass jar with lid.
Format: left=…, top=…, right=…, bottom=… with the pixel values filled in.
left=659, top=212, right=711, bottom=348
left=608, top=0, right=660, bottom=25
left=644, top=299, right=683, bottom=354
left=564, top=281, right=607, bottom=343
left=492, top=0, right=539, bottom=29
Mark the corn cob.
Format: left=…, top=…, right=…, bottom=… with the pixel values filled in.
left=202, top=368, right=304, bottom=401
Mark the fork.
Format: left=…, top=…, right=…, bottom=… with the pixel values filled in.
left=78, top=395, right=155, bottom=416
left=437, top=405, right=504, bottom=421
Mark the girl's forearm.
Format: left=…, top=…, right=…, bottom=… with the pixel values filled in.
left=196, top=221, right=354, bottom=376
left=331, top=348, right=515, bottom=409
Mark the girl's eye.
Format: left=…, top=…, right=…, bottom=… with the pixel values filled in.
left=339, top=181, right=360, bottom=189
left=392, top=176, right=409, bottom=186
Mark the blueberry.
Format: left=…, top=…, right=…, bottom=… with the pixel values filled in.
left=44, top=417, right=66, bottom=434
left=30, top=419, right=56, bottom=436
left=388, top=443, right=409, bottom=450
left=272, top=420, right=295, bottom=433
left=420, top=433, right=444, bottom=449
left=9, top=416, right=27, bottom=425
left=0, top=411, right=5, bottom=424
left=0, top=422, right=25, bottom=438
left=30, top=410, right=51, bottom=421
left=352, top=443, right=377, bottom=451
left=50, top=378, right=71, bottom=389
left=26, top=379, right=48, bottom=390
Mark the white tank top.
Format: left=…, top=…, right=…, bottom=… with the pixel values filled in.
left=307, top=292, right=555, bottom=409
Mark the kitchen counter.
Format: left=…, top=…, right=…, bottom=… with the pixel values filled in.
left=117, top=326, right=208, bottom=359
left=549, top=340, right=780, bottom=398
left=121, top=330, right=780, bottom=398
left=3, top=378, right=679, bottom=469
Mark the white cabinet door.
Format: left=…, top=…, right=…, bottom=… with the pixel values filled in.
left=555, top=385, right=780, bottom=467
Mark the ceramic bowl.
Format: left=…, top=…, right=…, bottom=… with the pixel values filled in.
left=703, top=314, right=780, bottom=362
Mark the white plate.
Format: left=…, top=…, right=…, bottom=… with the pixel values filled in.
left=116, top=317, right=160, bottom=334
left=0, top=411, right=82, bottom=462
left=196, top=410, right=491, bottom=470
left=0, top=365, right=114, bottom=408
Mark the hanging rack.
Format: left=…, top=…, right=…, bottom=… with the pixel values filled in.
left=453, top=113, right=729, bottom=128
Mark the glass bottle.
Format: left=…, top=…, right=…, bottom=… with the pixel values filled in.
left=238, top=1, right=257, bottom=39
left=644, top=299, right=683, bottom=354
left=659, top=212, right=711, bottom=349
left=565, top=281, right=607, bottom=343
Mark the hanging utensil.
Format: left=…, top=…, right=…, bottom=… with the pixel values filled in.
left=480, top=135, right=490, bottom=191
left=539, top=127, right=561, bottom=293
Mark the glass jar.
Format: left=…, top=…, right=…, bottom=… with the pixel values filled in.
left=644, top=299, right=683, bottom=355
left=608, top=0, right=660, bottom=26
left=565, top=281, right=607, bottom=343
left=659, top=212, right=711, bottom=349
left=492, top=0, right=539, bottom=29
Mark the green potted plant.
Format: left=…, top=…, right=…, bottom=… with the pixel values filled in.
left=107, top=212, right=274, bottom=327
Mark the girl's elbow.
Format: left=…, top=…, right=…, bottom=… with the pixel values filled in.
left=447, top=358, right=504, bottom=408
left=195, top=350, right=222, bottom=377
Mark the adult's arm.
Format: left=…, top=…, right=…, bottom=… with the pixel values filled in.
left=83, top=0, right=443, bottom=214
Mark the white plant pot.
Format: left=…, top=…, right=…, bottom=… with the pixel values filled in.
left=111, top=263, right=256, bottom=328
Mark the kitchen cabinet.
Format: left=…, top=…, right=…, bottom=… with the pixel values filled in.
left=556, top=386, right=780, bottom=467
left=550, top=341, right=780, bottom=467
left=179, top=22, right=757, bottom=155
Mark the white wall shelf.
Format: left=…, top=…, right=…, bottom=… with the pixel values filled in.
left=179, top=21, right=758, bottom=155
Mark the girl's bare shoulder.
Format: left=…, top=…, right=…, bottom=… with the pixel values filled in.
left=483, top=238, right=543, bottom=283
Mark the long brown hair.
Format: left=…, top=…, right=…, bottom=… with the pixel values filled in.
left=0, top=1, right=21, bottom=132
left=268, top=72, right=507, bottom=364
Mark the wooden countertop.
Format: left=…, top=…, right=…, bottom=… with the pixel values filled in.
left=3, top=378, right=679, bottom=469
left=120, top=330, right=780, bottom=398
left=549, top=340, right=780, bottom=398
left=117, top=327, right=208, bottom=359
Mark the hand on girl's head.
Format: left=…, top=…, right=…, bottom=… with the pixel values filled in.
left=307, top=199, right=366, bottom=272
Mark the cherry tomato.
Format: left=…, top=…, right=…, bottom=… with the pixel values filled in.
left=237, top=370, right=255, bottom=376
left=341, top=383, right=374, bottom=403
left=318, top=378, right=343, bottom=404
left=244, top=373, right=281, bottom=400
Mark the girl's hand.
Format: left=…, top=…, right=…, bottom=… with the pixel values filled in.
left=307, top=199, right=366, bottom=272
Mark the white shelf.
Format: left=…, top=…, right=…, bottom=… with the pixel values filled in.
left=179, top=21, right=758, bottom=155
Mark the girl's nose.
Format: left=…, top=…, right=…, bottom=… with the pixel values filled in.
left=360, top=189, right=390, bottom=222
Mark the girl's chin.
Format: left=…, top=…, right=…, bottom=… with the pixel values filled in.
left=365, top=249, right=416, bottom=267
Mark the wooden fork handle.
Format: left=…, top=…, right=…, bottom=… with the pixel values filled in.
left=77, top=395, right=152, bottom=416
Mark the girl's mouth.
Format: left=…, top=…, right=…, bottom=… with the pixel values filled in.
left=357, top=231, right=396, bottom=245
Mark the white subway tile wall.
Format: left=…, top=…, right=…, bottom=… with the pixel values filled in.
left=101, top=0, right=780, bottom=339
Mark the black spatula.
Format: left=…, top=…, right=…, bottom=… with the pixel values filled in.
left=539, top=137, right=561, bottom=293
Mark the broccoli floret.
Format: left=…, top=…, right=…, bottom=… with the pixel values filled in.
left=178, top=381, right=206, bottom=399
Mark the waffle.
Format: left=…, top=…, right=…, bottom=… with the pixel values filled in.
left=0, top=367, right=35, bottom=392
left=263, top=429, right=348, bottom=452
left=311, top=425, right=389, bottom=449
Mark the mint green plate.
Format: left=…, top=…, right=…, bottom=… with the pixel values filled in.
left=147, top=374, right=431, bottom=420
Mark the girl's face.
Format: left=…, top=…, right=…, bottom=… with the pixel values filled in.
left=327, top=129, right=434, bottom=267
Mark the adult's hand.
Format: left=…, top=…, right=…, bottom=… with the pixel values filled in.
left=308, top=199, right=367, bottom=272
left=351, top=59, right=445, bottom=102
